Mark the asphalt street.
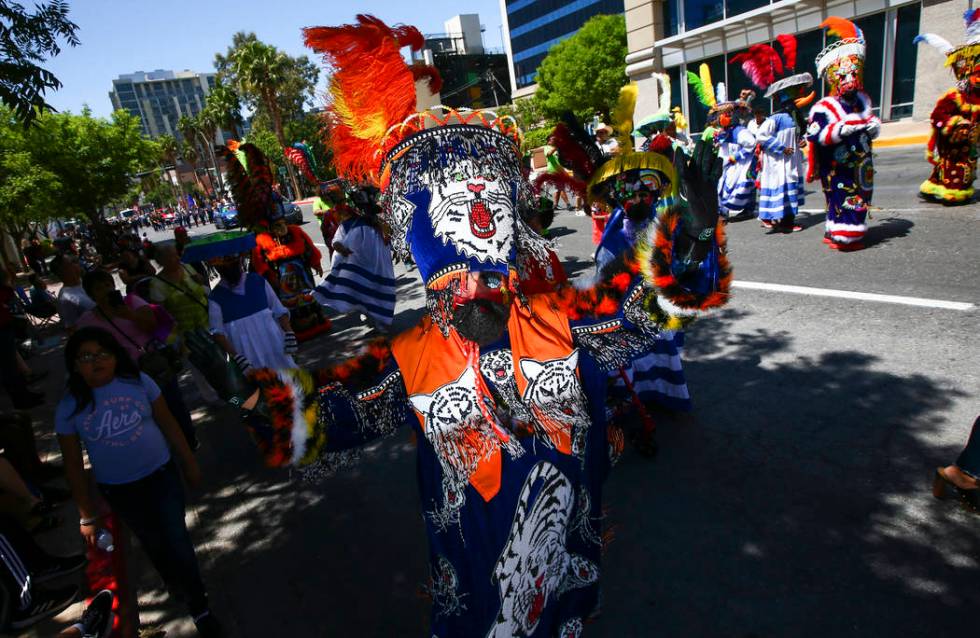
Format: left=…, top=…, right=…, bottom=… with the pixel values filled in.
left=23, top=145, right=979, bottom=637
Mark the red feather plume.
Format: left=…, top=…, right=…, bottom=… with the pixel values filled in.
left=532, top=171, right=587, bottom=201
left=730, top=44, right=783, bottom=90
left=216, top=143, right=273, bottom=229
left=411, top=64, right=444, bottom=95
left=548, top=122, right=596, bottom=179
left=775, top=34, right=798, bottom=71
left=303, top=15, right=424, bottom=184
left=284, top=147, right=317, bottom=185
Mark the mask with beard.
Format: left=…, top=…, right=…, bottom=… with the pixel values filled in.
left=451, top=298, right=510, bottom=346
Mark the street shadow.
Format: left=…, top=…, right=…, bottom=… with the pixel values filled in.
left=594, top=307, right=978, bottom=637
left=548, top=226, right=577, bottom=239
left=866, top=217, right=914, bottom=248
left=796, top=210, right=826, bottom=231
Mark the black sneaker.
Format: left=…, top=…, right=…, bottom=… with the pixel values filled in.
left=33, top=552, right=87, bottom=584
left=9, top=583, right=78, bottom=628
left=194, top=610, right=223, bottom=637
left=79, top=589, right=114, bottom=638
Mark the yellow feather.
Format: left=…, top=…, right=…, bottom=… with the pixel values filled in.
left=698, top=64, right=716, bottom=107
left=611, top=83, right=638, bottom=152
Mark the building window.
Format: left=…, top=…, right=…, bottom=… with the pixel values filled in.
left=854, top=12, right=885, bottom=114
left=664, top=0, right=680, bottom=37
left=683, top=0, right=724, bottom=31
left=890, top=3, right=920, bottom=119
left=794, top=29, right=825, bottom=100
left=725, top=0, right=768, bottom=21
left=667, top=65, right=682, bottom=113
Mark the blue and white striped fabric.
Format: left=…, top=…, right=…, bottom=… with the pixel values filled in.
left=716, top=125, right=757, bottom=218
left=314, top=218, right=397, bottom=327
left=614, top=330, right=691, bottom=412
left=756, top=112, right=805, bottom=221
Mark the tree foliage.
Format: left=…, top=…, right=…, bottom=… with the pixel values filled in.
left=533, top=14, right=627, bottom=121
left=215, top=32, right=319, bottom=197
left=0, top=108, right=61, bottom=228
left=0, top=0, right=79, bottom=125
left=204, top=79, right=243, bottom=139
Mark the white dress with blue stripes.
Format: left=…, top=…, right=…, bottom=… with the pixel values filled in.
left=716, top=125, right=757, bottom=218
left=313, top=218, right=397, bottom=328
left=755, top=112, right=805, bottom=221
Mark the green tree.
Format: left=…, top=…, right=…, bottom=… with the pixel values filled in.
left=0, top=0, right=80, bottom=124
left=534, top=14, right=627, bottom=121
left=33, top=108, right=158, bottom=222
left=215, top=32, right=319, bottom=198
left=204, top=79, right=243, bottom=139
left=283, top=111, right=334, bottom=181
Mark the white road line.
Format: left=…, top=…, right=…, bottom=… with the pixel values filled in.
left=732, top=280, right=976, bottom=311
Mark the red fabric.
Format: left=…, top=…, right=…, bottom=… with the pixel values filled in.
left=252, top=225, right=322, bottom=277
left=519, top=249, right=567, bottom=295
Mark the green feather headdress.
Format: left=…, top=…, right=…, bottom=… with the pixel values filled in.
left=686, top=63, right=717, bottom=108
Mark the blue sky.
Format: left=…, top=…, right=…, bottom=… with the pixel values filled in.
left=45, top=0, right=505, bottom=117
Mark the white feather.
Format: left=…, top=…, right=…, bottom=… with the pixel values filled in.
left=913, top=33, right=953, bottom=55
left=716, top=82, right=727, bottom=104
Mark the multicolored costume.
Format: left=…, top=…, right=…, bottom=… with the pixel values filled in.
left=915, top=10, right=980, bottom=204
left=218, top=143, right=331, bottom=338
left=733, top=37, right=815, bottom=229
left=806, top=17, right=881, bottom=250
left=191, top=16, right=730, bottom=637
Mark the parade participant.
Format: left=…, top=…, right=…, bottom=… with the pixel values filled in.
left=312, top=181, right=340, bottom=257
left=219, top=142, right=331, bottom=340
left=708, top=84, right=757, bottom=221
left=686, top=63, right=725, bottom=144
left=915, top=10, right=980, bottom=204
left=183, top=231, right=297, bottom=373
left=313, top=184, right=397, bottom=331
left=807, top=17, right=881, bottom=250
left=188, top=15, right=730, bottom=637
left=732, top=37, right=815, bottom=231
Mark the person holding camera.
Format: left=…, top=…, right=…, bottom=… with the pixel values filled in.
left=75, top=271, right=196, bottom=450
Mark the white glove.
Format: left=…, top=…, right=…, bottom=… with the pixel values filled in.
left=864, top=119, right=881, bottom=140
left=838, top=123, right=863, bottom=139
left=283, top=331, right=298, bottom=355
left=232, top=353, right=253, bottom=376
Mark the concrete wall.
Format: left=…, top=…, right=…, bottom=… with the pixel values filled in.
left=913, top=0, right=964, bottom=120
left=626, top=0, right=665, bottom=119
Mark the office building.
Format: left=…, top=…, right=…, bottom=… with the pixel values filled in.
left=415, top=14, right=512, bottom=109
left=500, top=0, right=626, bottom=99
left=625, top=0, right=953, bottom=132
left=109, top=69, right=220, bottom=141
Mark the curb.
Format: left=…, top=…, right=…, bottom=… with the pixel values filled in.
left=875, top=134, right=929, bottom=148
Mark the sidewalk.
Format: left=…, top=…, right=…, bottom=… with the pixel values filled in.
left=876, top=119, right=930, bottom=148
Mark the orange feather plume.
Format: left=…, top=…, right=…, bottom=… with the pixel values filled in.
left=820, top=16, right=858, bottom=40
left=303, top=15, right=426, bottom=184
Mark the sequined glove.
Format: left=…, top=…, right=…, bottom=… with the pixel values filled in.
left=283, top=331, right=298, bottom=355
left=232, top=353, right=254, bottom=376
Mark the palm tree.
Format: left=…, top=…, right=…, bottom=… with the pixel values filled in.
left=220, top=37, right=304, bottom=198
left=157, top=133, right=182, bottom=203
left=205, top=81, right=243, bottom=139
left=178, top=114, right=223, bottom=197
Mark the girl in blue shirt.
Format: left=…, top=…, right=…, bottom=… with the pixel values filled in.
left=55, top=327, right=221, bottom=637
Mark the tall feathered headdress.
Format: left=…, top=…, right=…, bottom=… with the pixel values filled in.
left=302, top=15, right=436, bottom=183
left=610, top=82, right=638, bottom=152
left=730, top=36, right=813, bottom=101
left=283, top=146, right=317, bottom=185
left=815, top=16, right=866, bottom=79
left=915, top=9, right=980, bottom=80
left=215, top=142, right=274, bottom=229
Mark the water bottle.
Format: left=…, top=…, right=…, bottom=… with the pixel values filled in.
left=96, top=528, right=114, bottom=553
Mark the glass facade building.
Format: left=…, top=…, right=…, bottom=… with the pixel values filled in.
left=108, top=70, right=218, bottom=140
left=502, top=0, right=625, bottom=92
left=627, top=0, right=925, bottom=132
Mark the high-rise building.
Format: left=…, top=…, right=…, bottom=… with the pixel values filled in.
left=414, top=14, right=512, bottom=110
left=500, top=0, right=625, bottom=99
left=108, top=69, right=220, bottom=141
left=625, top=0, right=940, bottom=131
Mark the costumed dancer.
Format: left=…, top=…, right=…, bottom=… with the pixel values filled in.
left=732, top=37, right=815, bottom=231
left=710, top=84, right=757, bottom=221
left=915, top=10, right=980, bottom=204
left=806, top=17, right=881, bottom=251
left=187, top=16, right=730, bottom=637
left=313, top=184, right=397, bottom=331
left=183, top=231, right=298, bottom=373
left=219, top=141, right=332, bottom=339
left=633, top=74, right=688, bottom=157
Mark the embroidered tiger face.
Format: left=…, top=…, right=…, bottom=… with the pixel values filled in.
left=519, top=351, right=589, bottom=456
left=410, top=366, right=500, bottom=486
